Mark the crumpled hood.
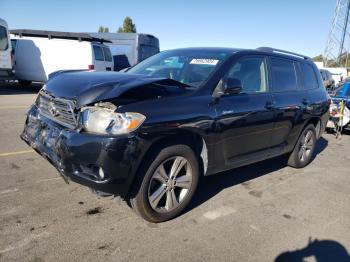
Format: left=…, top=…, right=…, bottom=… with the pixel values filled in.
left=44, top=71, right=174, bottom=108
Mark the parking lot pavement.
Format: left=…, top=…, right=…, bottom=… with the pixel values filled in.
left=0, top=82, right=350, bottom=262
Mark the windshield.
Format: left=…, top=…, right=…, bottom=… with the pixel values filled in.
left=127, top=49, right=232, bottom=88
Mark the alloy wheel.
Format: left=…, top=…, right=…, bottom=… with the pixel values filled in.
left=147, top=156, right=193, bottom=213
left=298, top=130, right=314, bottom=162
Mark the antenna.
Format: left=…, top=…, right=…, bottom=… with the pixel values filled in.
left=324, top=0, right=350, bottom=67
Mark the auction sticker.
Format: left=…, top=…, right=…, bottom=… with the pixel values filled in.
left=190, top=59, right=219, bottom=65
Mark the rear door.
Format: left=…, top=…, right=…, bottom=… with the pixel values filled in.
left=92, top=45, right=105, bottom=71
left=268, top=57, right=308, bottom=151
left=102, top=46, right=113, bottom=71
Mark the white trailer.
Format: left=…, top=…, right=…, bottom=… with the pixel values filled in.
left=0, top=18, right=13, bottom=80
left=10, top=30, right=113, bottom=86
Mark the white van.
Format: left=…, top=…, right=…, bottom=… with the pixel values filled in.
left=10, top=30, right=113, bottom=86
left=89, top=32, right=160, bottom=70
left=0, top=18, right=13, bottom=79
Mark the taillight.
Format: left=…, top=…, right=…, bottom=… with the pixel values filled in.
left=88, top=65, right=94, bottom=70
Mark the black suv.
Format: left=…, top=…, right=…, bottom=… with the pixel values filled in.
left=21, top=47, right=330, bottom=222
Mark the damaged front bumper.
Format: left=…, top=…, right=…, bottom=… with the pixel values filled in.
left=20, top=105, right=147, bottom=197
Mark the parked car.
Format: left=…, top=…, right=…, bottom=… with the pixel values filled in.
left=320, top=69, right=335, bottom=90
left=21, top=47, right=330, bottom=222
left=10, top=29, right=113, bottom=86
left=0, top=18, right=13, bottom=80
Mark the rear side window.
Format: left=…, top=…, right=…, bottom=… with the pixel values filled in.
left=93, top=46, right=104, bottom=61
left=103, top=47, right=112, bottom=62
left=300, top=63, right=319, bottom=89
left=270, top=58, right=298, bottom=91
left=0, top=26, right=8, bottom=50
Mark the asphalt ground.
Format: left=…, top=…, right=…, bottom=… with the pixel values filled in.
left=0, top=82, right=349, bottom=262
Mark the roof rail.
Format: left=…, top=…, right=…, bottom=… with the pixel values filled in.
left=256, top=47, right=311, bottom=60
left=10, top=29, right=112, bottom=43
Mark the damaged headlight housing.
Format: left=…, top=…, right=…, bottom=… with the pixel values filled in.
left=81, top=107, right=146, bottom=135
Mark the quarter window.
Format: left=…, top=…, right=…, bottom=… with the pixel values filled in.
left=0, top=26, right=8, bottom=50
left=93, top=46, right=104, bottom=61
left=271, top=58, right=298, bottom=91
left=300, top=63, right=319, bottom=89
left=226, top=57, right=267, bottom=93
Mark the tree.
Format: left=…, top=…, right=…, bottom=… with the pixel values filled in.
left=98, top=26, right=109, bottom=33
left=117, top=17, right=136, bottom=33
left=321, top=52, right=350, bottom=68
left=313, top=55, right=324, bottom=62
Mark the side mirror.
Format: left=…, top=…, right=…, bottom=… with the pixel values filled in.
left=223, top=78, right=242, bottom=95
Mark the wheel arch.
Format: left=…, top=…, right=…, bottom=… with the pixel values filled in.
left=126, top=130, right=208, bottom=198
left=305, top=117, right=321, bottom=139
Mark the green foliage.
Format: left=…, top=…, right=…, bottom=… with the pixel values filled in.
left=312, top=55, right=323, bottom=62
left=323, top=53, right=350, bottom=68
left=313, top=53, right=350, bottom=68
left=117, top=17, right=136, bottom=33
left=98, top=26, right=109, bottom=33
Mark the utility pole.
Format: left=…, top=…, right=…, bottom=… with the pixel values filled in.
left=324, top=0, right=350, bottom=67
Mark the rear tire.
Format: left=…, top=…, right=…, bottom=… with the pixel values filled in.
left=288, top=124, right=317, bottom=168
left=129, top=144, right=199, bottom=223
left=18, top=80, right=32, bottom=87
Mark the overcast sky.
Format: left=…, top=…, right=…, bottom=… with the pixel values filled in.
left=0, top=0, right=335, bottom=57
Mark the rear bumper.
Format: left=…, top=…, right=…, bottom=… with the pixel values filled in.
left=20, top=105, right=148, bottom=197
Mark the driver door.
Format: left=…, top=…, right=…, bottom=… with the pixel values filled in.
left=214, top=56, right=275, bottom=166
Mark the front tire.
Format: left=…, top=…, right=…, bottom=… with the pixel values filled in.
left=288, top=124, right=317, bottom=168
left=129, top=144, right=199, bottom=223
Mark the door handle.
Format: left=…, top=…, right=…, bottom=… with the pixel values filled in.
left=265, top=101, right=275, bottom=110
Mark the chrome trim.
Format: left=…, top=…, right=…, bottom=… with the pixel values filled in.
left=38, top=90, right=78, bottom=129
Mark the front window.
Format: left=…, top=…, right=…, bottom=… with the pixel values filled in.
left=225, top=57, right=267, bottom=93
left=0, top=26, right=9, bottom=50
left=127, top=49, right=232, bottom=88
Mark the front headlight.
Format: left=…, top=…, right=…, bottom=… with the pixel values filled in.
left=81, top=107, right=146, bottom=135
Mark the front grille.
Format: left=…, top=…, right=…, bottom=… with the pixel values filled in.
left=37, top=90, right=78, bottom=129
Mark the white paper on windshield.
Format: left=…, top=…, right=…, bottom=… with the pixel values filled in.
left=190, top=59, right=219, bottom=65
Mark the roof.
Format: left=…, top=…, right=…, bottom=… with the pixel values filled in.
left=161, top=47, right=241, bottom=53
left=10, top=29, right=111, bottom=43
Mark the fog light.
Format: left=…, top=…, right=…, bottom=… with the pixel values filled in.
left=98, top=168, right=105, bottom=179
